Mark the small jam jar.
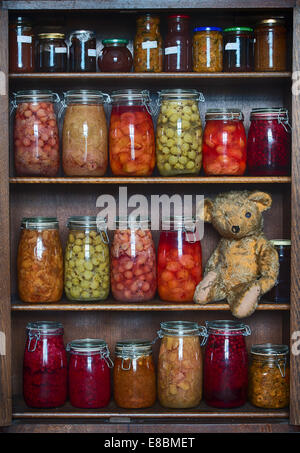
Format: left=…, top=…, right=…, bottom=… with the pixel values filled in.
left=23, top=321, right=67, bottom=408
left=254, top=19, right=287, bottom=72
left=193, top=27, right=223, bottom=72
left=9, top=15, right=35, bottom=73
left=69, top=30, right=97, bottom=72
left=248, top=344, right=289, bottom=409
left=68, top=339, right=113, bottom=408
left=223, top=27, right=254, bottom=72
left=247, top=108, right=291, bottom=176
left=98, top=39, right=133, bottom=72
left=268, top=239, right=291, bottom=302
left=36, top=33, right=68, bottom=72
left=203, top=320, right=251, bottom=408
left=164, top=14, right=192, bottom=72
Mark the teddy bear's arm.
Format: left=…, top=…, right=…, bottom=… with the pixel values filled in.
left=204, top=242, right=222, bottom=275
left=257, top=239, right=279, bottom=294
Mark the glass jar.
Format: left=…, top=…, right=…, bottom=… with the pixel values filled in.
left=156, top=89, right=204, bottom=176
left=111, top=217, right=157, bottom=302
left=157, top=216, right=202, bottom=302
left=193, top=27, right=223, bottom=73
left=164, top=15, right=192, bottom=72
left=12, top=90, right=60, bottom=176
left=247, top=108, right=291, bottom=176
left=62, top=90, right=109, bottom=176
left=268, top=240, right=291, bottom=302
left=203, top=320, right=251, bottom=408
left=223, top=27, right=254, bottom=72
left=68, top=339, right=113, bottom=409
left=9, top=16, right=35, bottom=73
left=254, top=19, right=287, bottom=72
left=109, top=89, right=155, bottom=176
left=203, top=109, right=247, bottom=175
left=17, top=217, right=63, bottom=303
left=113, top=340, right=156, bottom=409
left=157, top=321, right=205, bottom=408
left=134, top=14, right=163, bottom=73
left=23, top=321, right=67, bottom=408
left=98, top=39, right=133, bottom=72
left=248, top=344, right=289, bottom=409
left=64, top=216, right=110, bottom=301
left=36, top=33, right=67, bottom=72
left=69, top=30, right=97, bottom=72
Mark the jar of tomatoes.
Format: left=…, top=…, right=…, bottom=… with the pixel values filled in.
left=157, top=216, right=202, bottom=302
left=68, top=339, right=113, bottom=408
left=203, top=109, right=247, bottom=175
left=157, top=321, right=206, bottom=408
left=23, top=321, right=67, bottom=408
left=134, top=14, right=163, bottom=73
left=247, top=108, right=291, bottom=176
left=62, top=90, right=109, bottom=176
left=12, top=90, right=60, bottom=176
left=203, top=320, right=251, bottom=408
left=64, top=216, right=110, bottom=302
left=17, top=217, right=63, bottom=303
left=113, top=340, right=156, bottom=409
left=111, top=217, right=157, bottom=302
left=109, top=89, right=155, bottom=176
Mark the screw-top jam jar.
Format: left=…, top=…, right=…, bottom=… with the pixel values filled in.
left=164, top=15, right=192, bottom=72
left=268, top=239, right=291, bottom=302
left=223, top=27, right=254, bottom=72
left=98, top=39, right=133, bottom=72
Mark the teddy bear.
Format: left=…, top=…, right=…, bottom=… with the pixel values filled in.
left=194, top=190, right=279, bottom=318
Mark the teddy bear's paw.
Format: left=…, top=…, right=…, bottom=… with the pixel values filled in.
left=193, top=271, right=218, bottom=304
left=230, top=283, right=261, bottom=318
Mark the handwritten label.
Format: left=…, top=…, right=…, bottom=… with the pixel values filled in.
left=142, top=40, right=158, bottom=50
left=88, top=49, right=97, bottom=57
left=17, top=35, right=32, bottom=44
left=165, top=46, right=178, bottom=55
left=225, top=42, right=239, bottom=51
left=55, top=47, right=67, bottom=54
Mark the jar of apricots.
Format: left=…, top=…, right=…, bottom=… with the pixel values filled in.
left=109, top=89, right=155, bottom=176
left=203, top=109, right=247, bottom=176
left=157, top=216, right=202, bottom=302
left=110, top=217, right=157, bottom=302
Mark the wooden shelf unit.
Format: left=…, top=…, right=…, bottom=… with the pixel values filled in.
left=0, top=0, right=299, bottom=434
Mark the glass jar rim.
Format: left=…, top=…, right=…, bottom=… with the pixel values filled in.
left=257, top=18, right=285, bottom=26
left=270, top=239, right=291, bottom=246
left=194, top=26, right=222, bottom=32
left=21, top=217, right=59, bottom=230
left=68, top=338, right=108, bottom=353
left=159, top=88, right=203, bottom=100
left=38, top=33, right=65, bottom=39
left=13, top=90, right=59, bottom=104
left=64, top=90, right=108, bottom=104
left=206, top=320, right=250, bottom=335
left=168, top=14, right=190, bottom=20
left=224, top=26, right=253, bottom=33
left=114, top=216, right=150, bottom=230
left=115, top=339, right=152, bottom=358
left=160, top=321, right=201, bottom=336
left=251, top=343, right=289, bottom=357
left=161, top=215, right=196, bottom=231
left=250, top=107, right=288, bottom=119
left=205, top=108, right=243, bottom=120
left=26, top=321, right=63, bottom=334
left=70, top=29, right=95, bottom=38
left=102, top=38, right=128, bottom=45
left=67, top=215, right=107, bottom=230
left=137, top=14, right=160, bottom=24
left=110, top=89, right=150, bottom=103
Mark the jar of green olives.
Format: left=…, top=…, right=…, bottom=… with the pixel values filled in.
left=64, top=216, right=110, bottom=301
left=156, top=89, right=204, bottom=176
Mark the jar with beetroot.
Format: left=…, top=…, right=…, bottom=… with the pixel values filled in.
left=23, top=321, right=67, bottom=408
left=111, top=217, right=157, bottom=302
left=12, top=90, right=60, bottom=176
left=157, top=216, right=202, bottom=303
left=67, top=339, right=113, bottom=408
left=203, top=320, right=251, bottom=408
left=247, top=108, right=291, bottom=176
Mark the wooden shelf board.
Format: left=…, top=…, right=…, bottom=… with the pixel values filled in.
left=9, top=176, right=292, bottom=185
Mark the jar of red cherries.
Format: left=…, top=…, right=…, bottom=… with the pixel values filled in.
left=23, top=321, right=67, bottom=408
left=203, top=320, right=250, bottom=408
left=67, top=339, right=113, bottom=408
left=111, top=217, right=157, bottom=302
left=157, top=216, right=202, bottom=303
left=247, top=108, right=291, bottom=176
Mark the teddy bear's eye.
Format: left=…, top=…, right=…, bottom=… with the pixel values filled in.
left=245, top=212, right=252, bottom=218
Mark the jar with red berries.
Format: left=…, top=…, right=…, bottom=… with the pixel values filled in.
left=67, top=338, right=113, bottom=409
left=247, top=108, right=291, bottom=176
left=23, top=321, right=67, bottom=408
left=203, top=109, right=247, bottom=175
left=157, top=216, right=202, bottom=302
left=203, top=320, right=251, bottom=408
left=12, top=90, right=60, bottom=176
left=110, top=217, right=157, bottom=302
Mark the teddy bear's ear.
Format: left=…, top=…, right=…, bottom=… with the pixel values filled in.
left=196, top=198, right=214, bottom=223
left=247, top=191, right=272, bottom=212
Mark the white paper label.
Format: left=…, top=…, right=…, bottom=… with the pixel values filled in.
left=55, top=47, right=67, bottom=54
left=88, top=49, right=97, bottom=57
left=165, top=46, right=178, bottom=55
left=142, top=40, right=157, bottom=50
left=225, top=42, right=239, bottom=51
left=17, top=35, right=32, bottom=44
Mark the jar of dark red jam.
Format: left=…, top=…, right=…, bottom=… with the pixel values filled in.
left=223, top=27, right=254, bottom=72
left=98, top=39, right=133, bottom=72
left=164, top=14, right=192, bottom=72
left=203, top=320, right=251, bottom=408
left=268, top=240, right=291, bottom=303
left=247, top=108, right=291, bottom=176
left=23, top=321, right=67, bottom=408
left=68, top=339, right=113, bottom=408
left=69, top=30, right=97, bottom=72
left=9, top=16, right=35, bottom=73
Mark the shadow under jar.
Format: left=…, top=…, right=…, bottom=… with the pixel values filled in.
left=9, top=15, right=35, bottom=73
left=247, top=108, right=291, bottom=176
left=69, top=30, right=97, bottom=72
left=164, top=14, right=192, bottom=72
left=68, top=339, right=113, bottom=409
left=254, top=19, right=287, bottom=72
left=12, top=89, right=60, bottom=176
left=17, top=217, right=63, bottom=303
left=223, top=27, right=254, bottom=72
left=23, top=321, right=67, bottom=408
left=98, top=39, right=133, bottom=72
left=62, top=90, right=109, bottom=176
left=36, top=33, right=67, bottom=73
left=157, top=321, right=205, bottom=409
left=113, top=340, right=156, bottom=409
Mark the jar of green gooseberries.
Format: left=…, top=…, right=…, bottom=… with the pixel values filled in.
left=64, top=216, right=110, bottom=301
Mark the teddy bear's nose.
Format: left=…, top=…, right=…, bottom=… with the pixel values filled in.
left=232, top=225, right=240, bottom=234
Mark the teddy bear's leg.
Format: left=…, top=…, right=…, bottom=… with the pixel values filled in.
left=227, top=281, right=261, bottom=318
left=194, top=271, right=225, bottom=304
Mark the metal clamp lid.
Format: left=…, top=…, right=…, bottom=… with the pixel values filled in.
left=205, top=108, right=244, bottom=121
left=66, top=216, right=109, bottom=244
left=21, top=217, right=59, bottom=230
left=67, top=338, right=114, bottom=368
left=26, top=321, right=63, bottom=351
left=251, top=343, right=289, bottom=377
left=115, top=340, right=153, bottom=370
left=154, top=321, right=207, bottom=345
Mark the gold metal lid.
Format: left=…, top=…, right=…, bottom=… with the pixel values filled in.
left=38, top=33, right=65, bottom=39
left=270, top=239, right=291, bottom=246
left=258, top=18, right=285, bottom=26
